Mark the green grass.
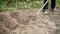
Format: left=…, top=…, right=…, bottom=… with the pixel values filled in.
left=56, top=0, right=60, bottom=3
left=0, top=0, right=60, bottom=12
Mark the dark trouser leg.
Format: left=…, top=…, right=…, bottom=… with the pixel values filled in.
left=43, top=0, right=48, bottom=10
left=51, top=0, right=56, bottom=9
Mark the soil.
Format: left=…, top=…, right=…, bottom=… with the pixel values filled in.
left=0, top=4, right=60, bottom=34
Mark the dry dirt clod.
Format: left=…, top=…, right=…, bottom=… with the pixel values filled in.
left=0, top=26, right=10, bottom=34
left=0, top=13, right=19, bottom=31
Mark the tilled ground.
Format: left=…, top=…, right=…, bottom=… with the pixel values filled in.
left=53, top=9, right=60, bottom=34
left=0, top=4, right=60, bottom=34
left=0, top=10, right=57, bottom=34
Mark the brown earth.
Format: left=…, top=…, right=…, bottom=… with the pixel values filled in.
left=0, top=4, right=60, bottom=34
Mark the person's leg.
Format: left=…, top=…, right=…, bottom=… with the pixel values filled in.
left=51, top=0, right=56, bottom=10
left=43, top=0, right=48, bottom=14
left=43, top=0, right=48, bottom=10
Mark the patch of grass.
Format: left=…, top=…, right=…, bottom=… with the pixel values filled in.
left=15, top=1, right=43, bottom=9
left=0, top=0, right=60, bottom=12
left=56, top=0, right=60, bottom=3
left=0, top=1, right=7, bottom=12
left=0, top=5, right=6, bottom=12
left=0, top=0, right=43, bottom=12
